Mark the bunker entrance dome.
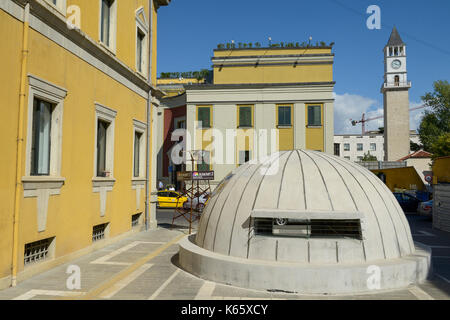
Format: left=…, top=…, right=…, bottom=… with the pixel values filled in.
left=178, top=150, right=431, bottom=294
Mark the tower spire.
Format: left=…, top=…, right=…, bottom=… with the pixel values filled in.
left=387, top=26, right=405, bottom=47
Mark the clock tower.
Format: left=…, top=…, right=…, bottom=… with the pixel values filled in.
left=381, top=27, right=411, bottom=161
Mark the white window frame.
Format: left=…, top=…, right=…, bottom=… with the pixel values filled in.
left=45, top=0, right=67, bottom=15
left=25, top=74, right=67, bottom=179
left=135, top=7, right=149, bottom=77
left=98, top=0, right=117, bottom=54
left=94, top=103, right=117, bottom=179
left=370, top=143, right=377, bottom=151
left=357, top=143, right=363, bottom=152
left=132, top=119, right=147, bottom=179
left=343, top=143, right=350, bottom=151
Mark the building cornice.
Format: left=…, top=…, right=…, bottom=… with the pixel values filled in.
left=211, top=53, right=334, bottom=61
left=9, top=0, right=160, bottom=97
left=185, top=82, right=336, bottom=91
left=213, top=46, right=333, bottom=52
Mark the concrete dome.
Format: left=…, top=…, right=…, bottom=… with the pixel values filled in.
left=179, top=150, right=431, bottom=294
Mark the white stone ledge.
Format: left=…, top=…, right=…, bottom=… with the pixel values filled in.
left=92, top=178, right=116, bottom=188
left=22, top=176, right=65, bottom=190
left=178, top=235, right=432, bottom=295
left=132, top=179, right=146, bottom=187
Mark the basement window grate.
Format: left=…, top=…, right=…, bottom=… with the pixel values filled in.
left=92, top=223, right=108, bottom=242
left=24, top=238, right=53, bottom=266
left=131, top=213, right=142, bottom=227
left=254, top=218, right=362, bottom=240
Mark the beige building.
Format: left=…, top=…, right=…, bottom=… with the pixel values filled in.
left=179, top=44, right=335, bottom=188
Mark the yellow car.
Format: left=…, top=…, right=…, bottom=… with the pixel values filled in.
left=157, top=190, right=187, bottom=208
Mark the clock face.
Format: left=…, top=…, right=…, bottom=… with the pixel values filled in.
left=391, top=59, right=401, bottom=69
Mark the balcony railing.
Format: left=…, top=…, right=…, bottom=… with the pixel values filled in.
left=383, top=81, right=412, bottom=88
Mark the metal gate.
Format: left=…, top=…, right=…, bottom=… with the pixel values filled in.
left=433, top=183, right=450, bottom=232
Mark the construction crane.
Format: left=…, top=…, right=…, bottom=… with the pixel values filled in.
left=350, top=105, right=427, bottom=135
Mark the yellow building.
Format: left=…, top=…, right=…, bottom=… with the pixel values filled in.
left=182, top=44, right=335, bottom=188
left=0, top=0, right=170, bottom=289
left=432, top=156, right=450, bottom=232
left=157, top=76, right=207, bottom=97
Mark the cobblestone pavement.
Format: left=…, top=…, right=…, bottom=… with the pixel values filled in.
left=0, top=210, right=449, bottom=300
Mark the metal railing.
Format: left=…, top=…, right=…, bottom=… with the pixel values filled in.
left=383, top=81, right=411, bottom=88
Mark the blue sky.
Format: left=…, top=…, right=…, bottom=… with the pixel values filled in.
left=157, top=0, right=450, bottom=133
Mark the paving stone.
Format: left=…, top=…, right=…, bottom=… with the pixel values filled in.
left=0, top=213, right=449, bottom=300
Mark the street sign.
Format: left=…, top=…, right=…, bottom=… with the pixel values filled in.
left=177, top=171, right=214, bottom=181
left=177, top=171, right=192, bottom=181
left=193, top=171, right=214, bottom=180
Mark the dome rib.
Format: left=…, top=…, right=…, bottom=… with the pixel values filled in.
left=367, top=165, right=415, bottom=253
left=227, top=154, right=282, bottom=256
left=248, top=152, right=289, bottom=257
left=276, top=151, right=295, bottom=209
left=337, top=155, right=404, bottom=256
left=313, top=151, right=358, bottom=211
left=341, top=156, right=413, bottom=255
left=312, top=152, right=367, bottom=261
left=212, top=163, right=254, bottom=251
left=201, top=163, right=249, bottom=248
left=319, top=152, right=387, bottom=259
left=299, top=150, right=334, bottom=211
left=295, top=150, right=307, bottom=210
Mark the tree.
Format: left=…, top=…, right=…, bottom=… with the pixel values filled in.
left=362, top=151, right=377, bottom=161
left=418, top=80, right=450, bottom=151
left=410, top=140, right=422, bottom=152
left=431, top=133, right=450, bottom=159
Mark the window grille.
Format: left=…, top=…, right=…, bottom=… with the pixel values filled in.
left=24, top=238, right=53, bottom=266
left=132, top=213, right=141, bottom=227
left=92, top=223, right=108, bottom=242
left=253, top=218, right=362, bottom=240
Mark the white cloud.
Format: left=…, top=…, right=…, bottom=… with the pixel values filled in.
left=333, top=93, right=425, bottom=134
left=409, top=101, right=425, bottom=132
left=333, top=93, right=380, bottom=134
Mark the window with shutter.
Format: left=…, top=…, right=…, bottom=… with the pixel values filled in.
left=307, top=105, right=322, bottom=126
left=197, top=107, right=211, bottom=128
left=278, top=106, right=292, bottom=126
left=238, top=106, right=252, bottom=127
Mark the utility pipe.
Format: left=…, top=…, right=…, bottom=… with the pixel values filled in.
left=145, top=0, right=154, bottom=230
left=12, top=2, right=30, bottom=287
